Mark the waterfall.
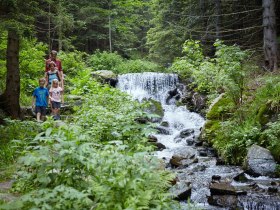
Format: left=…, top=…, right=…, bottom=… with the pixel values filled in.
left=117, top=72, right=179, bottom=103
left=117, top=72, right=205, bottom=160
left=117, top=72, right=280, bottom=209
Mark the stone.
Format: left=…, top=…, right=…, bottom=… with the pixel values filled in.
left=169, top=147, right=197, bottom=167
left=143, top=99, right=164, bottom=121
left=160, top=121, right=169, bottom=127
left=179, top=128, right=194, bottom=138
left=245, top=145, right=276, bottom=177
left=210, top=182, right=238, bottom=196
left=148, top=134, right=158, bottom=142
left=92, top=70, right=117, bottom=79
left=91, top=70, right=118, bottom=87
left=268, top=187, right=278, bottom=193
left=198, top=148, right=208, bottom=157
left=153, top=142, right=166, bottom=151
left=156, top=126, right=171, bottom=135
left=212, top=175, right=221, bottom=181
left=194, top=140, right=203, bottom=147
left=170, top=181, right=192, bottom=201
left=208, top=195, right=238, bottom=208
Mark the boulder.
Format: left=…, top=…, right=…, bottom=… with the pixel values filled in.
left=179, top=128, right=194, bottom=138
left=169, top=147, right=197, bottom=167
left=170, top=181, right=192, bottom=201
left=153, top=142, right=166, bottom=151
left=91, top=70, right=118, bottom=87
left=156, top=126, right=171, bottom=135
left=160, top=121, right=169, bottom=127
left=208, top=195, right=238, bottom=208
left=144, top=99, right=164, bottom=122
left=210, top=182, right=246, bottom=196
left=148, top=134, right=158, bottom=142
left=181, top=90, right=207, bottom=115
left=245, top=145, right=276, bottom=177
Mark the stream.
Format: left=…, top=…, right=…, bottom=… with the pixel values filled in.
left=117, top=72, right=280, bottom=210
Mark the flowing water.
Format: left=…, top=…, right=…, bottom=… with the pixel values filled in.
left=117, top=72, right=280, bottom=210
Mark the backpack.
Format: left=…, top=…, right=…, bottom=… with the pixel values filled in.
left=48, top=70, right=61, bottom=84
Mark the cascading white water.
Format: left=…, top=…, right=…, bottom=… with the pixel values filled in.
left=117, top=72, right=205, bottom=160
left=117, top=72, right=280, bottom=209
left=117, top=72, right=179, bottom=103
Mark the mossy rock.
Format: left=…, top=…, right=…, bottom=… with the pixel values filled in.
left=206, top=94, right=234, bottom=120
left=256, top=101, right=278, bottom=126
left=144, top=99, right=164, bottom=118
left=200, top=120, right=221, bottom=143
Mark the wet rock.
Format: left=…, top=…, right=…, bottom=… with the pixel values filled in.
left=186, top=138, right=194, bottom=146
left=156, top=126, right=171, bottom=135
left=143, top=99, right=164, bottom=122
left=208, top=195, right=238, bottom=208
left=181, top=90, right=207, bottom=115
left=207, top=148, right=217, bottom=157
left=160, top=121, right=169, bottom=127
left=212, top=175, right=221, bottom=182
left=179, top=128, right=194, bottom=138
left=268, top=187, right=278, bottom=193
left=169, top=147, right=197, bottom=167
left=198, top=148, right=208, bottom=157
left=148, top=134, right=158, bottom=142
left=245, top=145, right=276, bottom=177
left=210, top=182, right=237, bottom=195
left=194, top=140, right=203, bottom=147
left=216, top=158, right=226, bottom=165
left=170, top=181, right=192, bottom=201
left=135, top=117, right=149, bottom=124
left=153, top=142, right=166, bottom=151
left=233, top=172, right=249, bottom=182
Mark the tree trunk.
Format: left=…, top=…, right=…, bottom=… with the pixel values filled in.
left=263, top=0, right=278, bottom=71
left=0, top=30, right=21, bottom=119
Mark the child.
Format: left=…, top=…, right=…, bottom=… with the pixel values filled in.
left=49, top=79, right=64, bottom=120
left=32, top=78, right=49, bottom=122
left=45, top=61, right=63, bottom=89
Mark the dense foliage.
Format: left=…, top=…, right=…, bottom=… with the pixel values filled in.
left=172, top=40, right=280, bottom=165
left=0, top=58, right=179, bottom=208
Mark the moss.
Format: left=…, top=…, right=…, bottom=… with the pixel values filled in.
left=200, top=120, right=221, bottom=143
left=144, top=99, right=164, bottom=117
left=206, top=95, right=234, bottom=121
left=256, top=101, right=278, bottom=126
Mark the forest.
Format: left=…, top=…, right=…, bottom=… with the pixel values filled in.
left=0, top=0, right=280, bottom=209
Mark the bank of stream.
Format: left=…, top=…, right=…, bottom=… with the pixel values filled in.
left=117, top=72, right=280, bottom=210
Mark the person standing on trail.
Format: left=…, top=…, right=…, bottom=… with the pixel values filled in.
left=45, top=61, right=63, bottom=89
left=32, top=78, right=49, bottom=122
left=45, top=50, right=64, bottom=87
left=49, top=79, right=63, bottom=120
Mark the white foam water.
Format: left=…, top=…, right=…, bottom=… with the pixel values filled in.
left=117, top=72, right=205, bottom=161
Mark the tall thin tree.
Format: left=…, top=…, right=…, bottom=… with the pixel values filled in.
left=263, top=0, right=278, bottom=71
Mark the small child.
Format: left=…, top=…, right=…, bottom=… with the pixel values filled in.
left=32, top=78, right=49, bottom=122
left=45, top=61, right=62, bottom=89
left=49, top=79, right=64, bottom=120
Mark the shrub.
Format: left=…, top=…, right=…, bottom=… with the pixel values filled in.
left=3, top=121, right=176, bottom=209
left=0, top=119, right=40, bottom=166
left=87, top=50, right=123, bottom=72
left=116, top=59, right=162, bottom=74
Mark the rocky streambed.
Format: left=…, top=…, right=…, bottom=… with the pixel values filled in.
left=117, top=72, right=280, bottom=210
